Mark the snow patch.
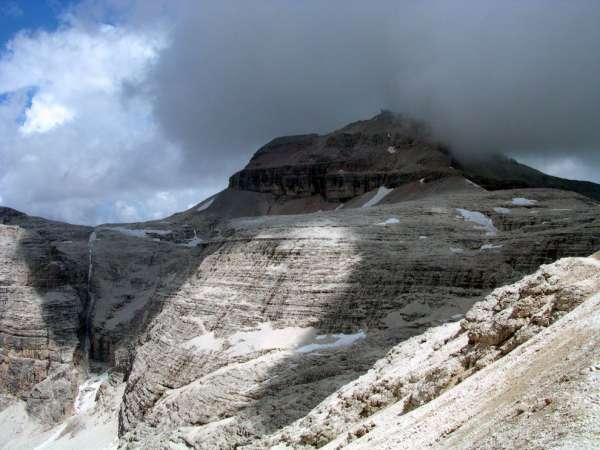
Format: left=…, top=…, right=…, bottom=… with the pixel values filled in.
left=183, top=237, right=203, bottom=247
left=181, top=229, right=203, bottom=247
left=419, top=178, right=426, bottom=184
left=33, top=422, right=68, bottom=450
left=362, top=186, right=393, bottom=208
left=493, top=207, right=511, bottom=214
left=419, top=236, right=428, bottom=240
left=182, top=332, right=222, bottom=352
left=187, top=324, right=367, bottom=357
left=480, top=243, right=503, bottom=251
left=512, top=197, right=537, bottom=206
left=387, top=146, right=397, bottom=154
left=456, top=208, right=497, bottom=236
left=74, top=372, right=109, bottom=414
left=465, top=179, right=482, bottom=189
left=227, top=324, right=315, bottom=356
left=196, top=197, right=215, bottom=212
left=296, top=330, right=366, bottom=353
left=450, top=247, right=465, bottom=254
left=377, top=217, right=400, bottom=225
left=104, top=227, right=171, bottom=239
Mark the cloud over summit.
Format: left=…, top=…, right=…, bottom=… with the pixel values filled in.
left=1, top=1, right=599, bottom=224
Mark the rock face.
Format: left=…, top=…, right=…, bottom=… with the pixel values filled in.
left=0, top=113, right=599, bottom=449
left=116, top=188, right=599, bottom=448
left=322, top=254, right=600, bottom=449
left=0, top=208, right=90, bottom=423
left=226, top=111, right=600, bottom=213
left=229, top=112, right=452, bottom=202
left=86, top=228, right=199, bottom=371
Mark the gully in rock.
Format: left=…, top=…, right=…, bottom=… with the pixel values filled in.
left=83, top=230, right=97, bottom=370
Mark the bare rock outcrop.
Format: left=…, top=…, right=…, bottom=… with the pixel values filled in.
left=0, top=209, right=90, bottom=423
left=225, top=111, right=600, bottom=216
left=114, top=188, right=599, bottom=448
left=323, top=254, right=600, bottom=449
left=258, top=255, right=600, bottom=449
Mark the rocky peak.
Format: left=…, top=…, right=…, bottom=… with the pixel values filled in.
left=229, top=112, right=451, bottom=202
left=228, top=112, right=600, bottom=208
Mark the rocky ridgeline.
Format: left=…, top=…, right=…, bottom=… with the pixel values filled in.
left=227, top=111, right=600, bottom=207
left=253, top=254, right=600, bottom=449
left=0, top=113, right=599, bottom=449
left=228, top=112, right=452, bottom=202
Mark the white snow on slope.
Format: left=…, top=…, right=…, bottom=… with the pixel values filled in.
left=104, top=227, right=171, bottom=239
left=456, top=208, right=497, bottom=236
left=480, top=243, right=503, bottom=251
left=75, top=373, right=109, bottom=414
left=362, top=186, right=393, bottom=208
left=465, top=179, right=482, bottom=189
left=227, top=324, right=316, bottom=356
left=296, top=330, right=366, bottom=353
left=33, top=423, right=69, bottom=450
left=196, top=197, right=215, bottom=212
left=180, top=229, right=203, bottom=247
left=21, top=372, right=112, bottom=450
left=377, top=217, right=400, bottom=225
left=512, top=197, right=537, bottom=206
left=182, top=323, right=366, bottom=356
left=182, top=332, right=222, bottom=352
left=493, top=207, right=511, bottom=214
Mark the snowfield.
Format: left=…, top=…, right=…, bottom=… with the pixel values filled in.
left=512, top=197, right=537, bottom=206
left=456, top=208, right=498, bottom=236
left=362, top=186, right=393, bottom=208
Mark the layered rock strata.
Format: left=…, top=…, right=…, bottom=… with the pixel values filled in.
left=0, top=208, right=90, bottom=423
left=114, top=188, right=599, bottom=448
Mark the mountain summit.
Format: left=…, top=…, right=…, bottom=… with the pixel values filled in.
left=179, top=111, right=600, bottom=221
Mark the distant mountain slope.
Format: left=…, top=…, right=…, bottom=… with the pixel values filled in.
left=180, top=111, right=600, bottom=221
left=456, top=154, right=600, bottom=200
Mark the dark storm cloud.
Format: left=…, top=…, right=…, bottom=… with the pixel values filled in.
left=4, top=0, right=598, bottom=226
left=148, top=0, right=600, bottom=179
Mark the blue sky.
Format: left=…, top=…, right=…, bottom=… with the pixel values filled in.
left=0, top=1, right=72, bottom=46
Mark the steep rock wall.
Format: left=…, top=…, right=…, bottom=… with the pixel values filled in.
left=115, top=189, right=600, bottom=448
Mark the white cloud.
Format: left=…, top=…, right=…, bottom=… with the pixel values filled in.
left=0, top=13, right=221, bottom=224
left=514, top=154, right=600, bottom=184
left=19, top=94, right=74, bottom=134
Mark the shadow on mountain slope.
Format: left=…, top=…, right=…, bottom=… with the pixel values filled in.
left=0, top=207, right=213, bottom=424
left=114, top=189, right=600, bottom=448
left=233, top=192, right=600, bottom=447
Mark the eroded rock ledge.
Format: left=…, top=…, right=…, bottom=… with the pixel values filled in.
left=257, top=254, right=600, bottom=449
